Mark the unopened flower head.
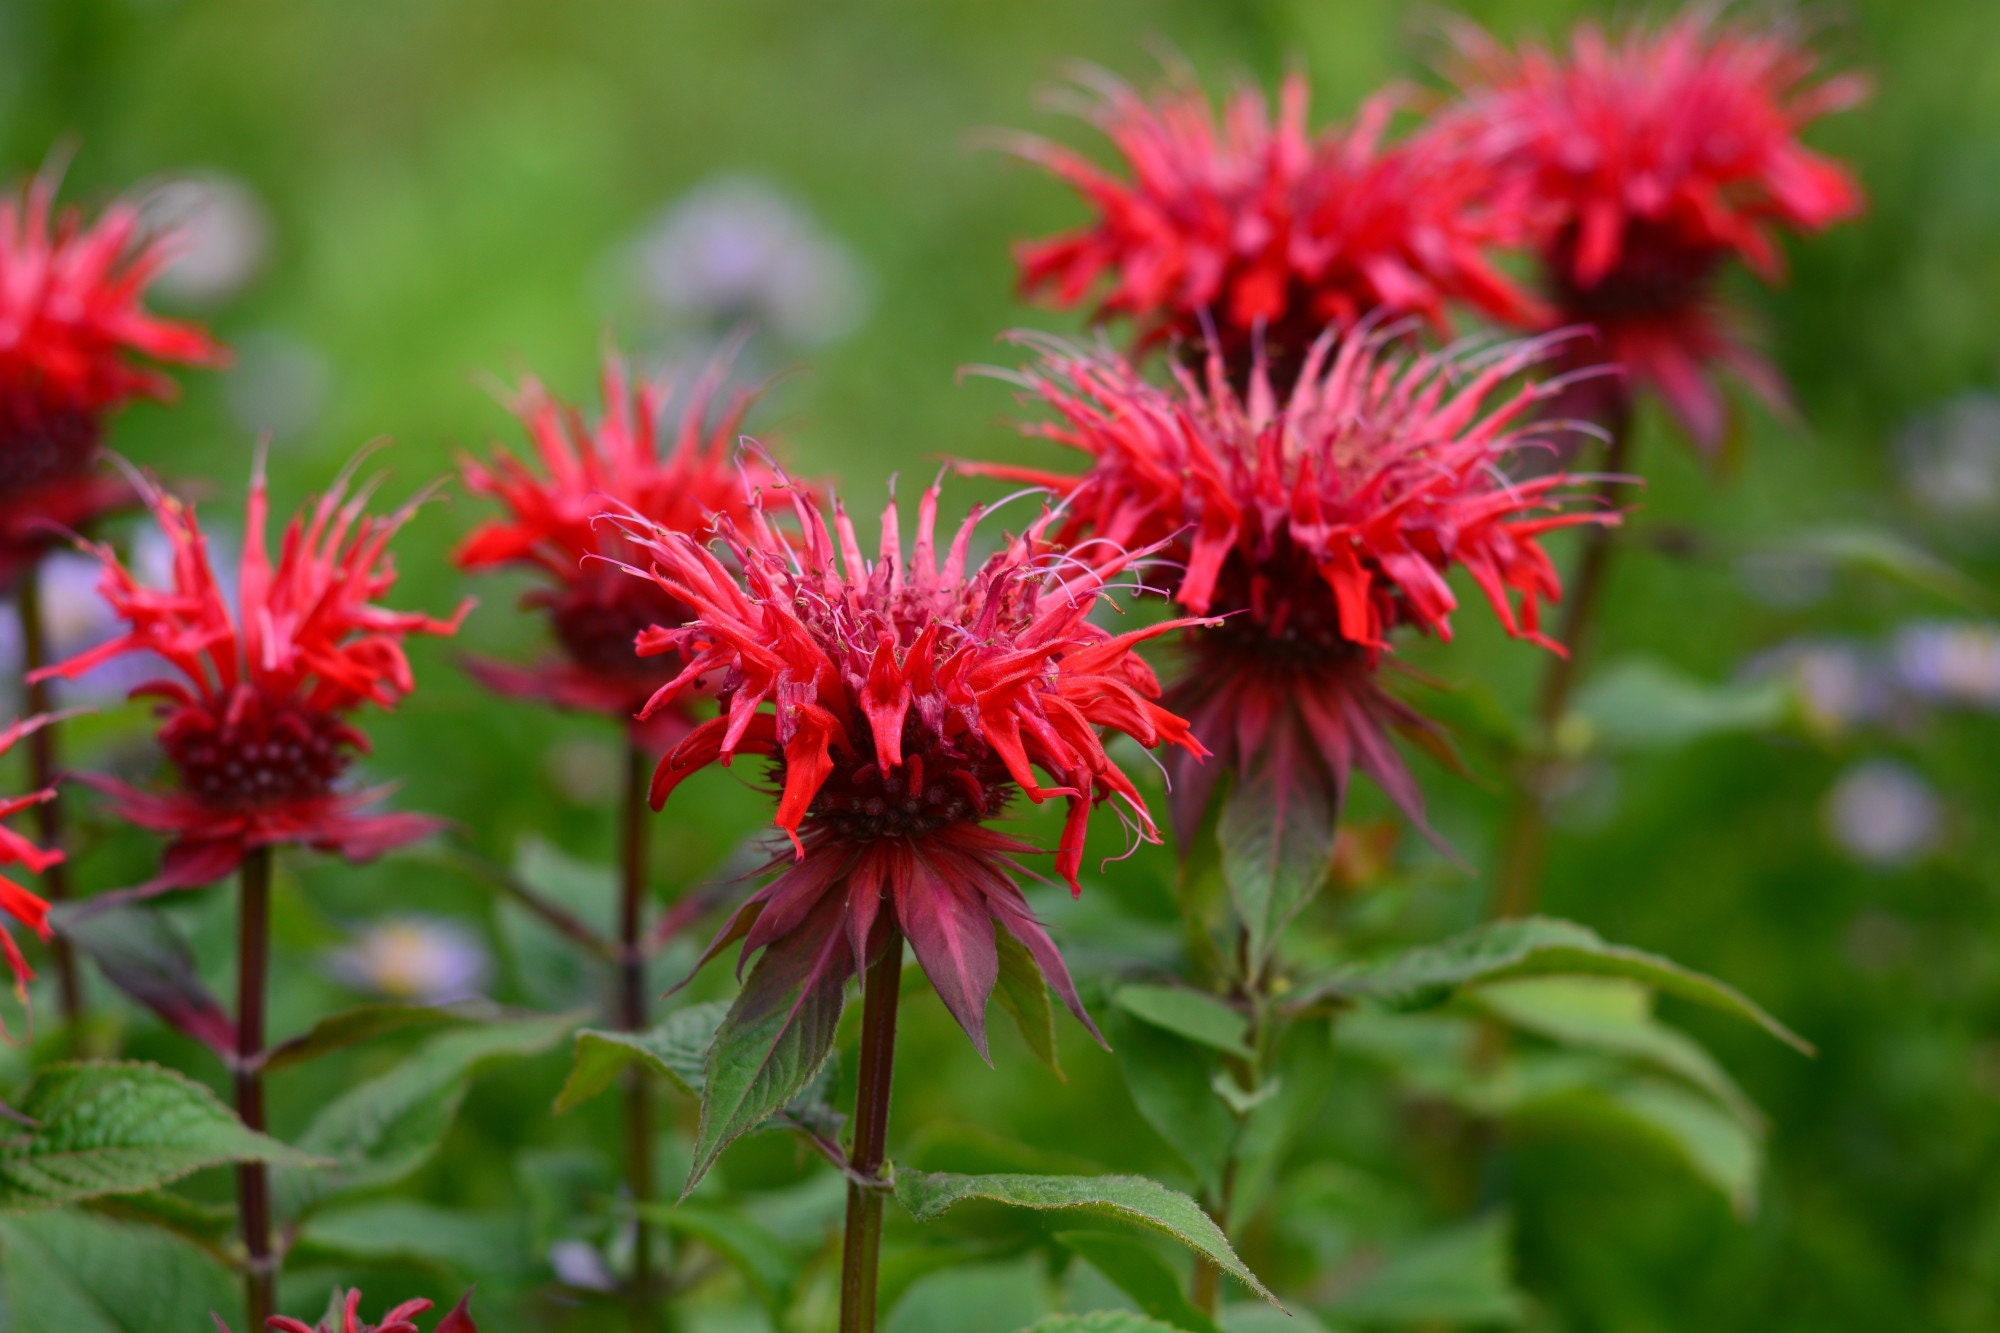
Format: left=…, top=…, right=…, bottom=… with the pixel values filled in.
left=456, top=350, right=776, bottom=751
left=994, top=328, right=1609, bottom=840
left=217, top=1287, right=476, bottom=1333
left=32, top=455, right=468, bottom=892
left=0, top=164, right=227, bottom=578
left=616, top=474, right=1206, bottom=1053
left=1442, top=12, right=1865, bottom=450
left=1011, top=67, right=1539, bottom=382
left=0, top=714, right=64, bottom=1022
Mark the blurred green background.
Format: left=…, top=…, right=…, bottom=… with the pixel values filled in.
left=5, top=1, right=2000, bottom=1330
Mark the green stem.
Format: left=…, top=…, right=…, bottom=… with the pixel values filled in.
left=1192, top=938, right=1273, bottom=1318
left=618, top=743, right=660, bottom=1333
left=1490, top=406, right=1636, bottom=920
left=235, top=847, right=275, bottom=1329
left=839, top=931, right=904, bottom=1333
left=18, top=564, right=84, bottom=1029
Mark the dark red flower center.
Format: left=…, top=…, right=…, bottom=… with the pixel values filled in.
left=162, top=695, right=357, bottom=811
left=783, top=715, right=1016, bottom=844
left=546, top=571, right=691, bottom=682
left=0, top=385, right=101, bottom=502
left=1205, top=540, right=1372, bottom=671
left=1546, top=218, right=1725, bottom=322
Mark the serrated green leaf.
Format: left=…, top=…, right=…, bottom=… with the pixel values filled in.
left=275, top=1011, right=576, bottom=1217
left=1571, top=659, right=1792, bottom=751
left=891, top=1168, right=1276, bottom=1306
left=554, top=1001, right=728, bottom=1114
left=1106, top=1009, right=1235, bottom=1196
left=260, top=1001, right=488, bottom=1074
left=1056, top=1229, right=1221, bottom=1333
left=0, top=1062, right=314, bottom=1214
left=1322, top=1215, right=1525, bottom=1325
left=994, top=931, right=1062, bottom=1078
left=1114, top=986, right=1251, bottom=1059
left=686, top=942, right=846, bottom=1196
left=637, top=1201, right=799, bottom=1315
left=1215, top=745, right=1338, bottom=974
left=1319, top=917, right=1810, bottom=1052
left=1021, top=1311, right=1184, bottom=1332
left=0, top=1211, right=241, bottom=1333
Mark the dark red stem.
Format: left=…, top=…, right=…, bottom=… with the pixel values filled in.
left=839, top=930, right=904, bottom=1333
left=235, top=846, right=275, bottom=1329
left=18, top=565, right=83, bottom=1028
left=618, top=743, right=660, bottom=1333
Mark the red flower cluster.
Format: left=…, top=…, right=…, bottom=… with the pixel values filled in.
left=0, top=714, right=63, bottom=1016
left=993, top=329, right=1608, bottom=838
left=33, top=458, right=468, bottom=892
left=0, top=167, right=226, bottom=578
left=619, top=477, right=1205, bottom=1053
left=1445, top=13, right=1866, bottom=449
left=455, top=352, right=773, bottom=750
left=217, top=1288, right=476, bottom=1333
left=1012, top=70, right=1540, bottom=377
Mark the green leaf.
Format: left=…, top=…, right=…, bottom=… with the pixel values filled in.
left=0, top=1062, right=314, bottom=1213
left=50, top=904, right=234, bottom=1056
left=1114, top=986, right=1251, bottom=1059
left=1022, top=1313, right=1184, bottom=1333
left=1468, top=977, right=1761, bottom=1126
left=83, top=1190, right=235, bottom=1263
left=276, top=1010, right=576, bottom=1217
left=1056, top=1229, right=1222, bottom=1333
left=554, top=1001, right=728, bottom=1113
left=1523, top=1077, right=1764, bottom=1217
left=1570, top=659, right=1792, bottom=751
left=1215, top=745, right=1338, bottom=974
left=1322, top=1215, right=1525, bottom=1325
left=887, top=1257, right=1048, bottom=1333
left=293, top=1199, right=530, bottom=1275
left=994, top=930, right=1063, bottom=1078
left=891, top=1168, right=1276, bottom=1306
left=260, top=1001, right=487, bottom=1074
left=685, top=939, right=847, bottom=1196
left=637, top=1201, right=798, bottom=1315
left=1319, top=917, right=1811, bottom=1053
left=1774, top=526, right=1995, bottom=612
left=1106, top=1009, right=1235, bottom=1196
left=0, top=1211, right=241, bottom=1333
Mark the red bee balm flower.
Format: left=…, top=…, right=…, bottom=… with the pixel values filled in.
left=1012, top=70, right=1541, bottom=379
left=216, top=1287, right=476, bottom=1333
left=0, top=714, right=63, bottom=1015
left=620, top=478, right=1206, bottom=1057
left=1445, top=14, right=1865, bottom=450
left=992, top=330, right=1609, bottom=845
left=0, top=167, right=226, bottom=579
left=32, top=459, right=468, bottom=892
left=455, top=353, right=772, bottom=750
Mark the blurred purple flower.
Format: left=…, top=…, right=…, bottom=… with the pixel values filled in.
left=1897, top=392, right=2000, bottom=520
left=1821, top=759, right=1943, bottom=868
left=548, top=1239, right=618, bottom=1293
left=1891, top=620, right=2000, bottom=711
left=328, top=916, right=491, bottom=1003
left=1743, top=638, right=1900, bottom=737
left=3, top=534, right=182, bottom=709
left=142, top=172, right=271, bottom=307
left=635, top=174, right=868, bottom=345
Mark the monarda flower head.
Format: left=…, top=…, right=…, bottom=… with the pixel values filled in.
left=617, top=475, right=1206, bottom=1059
left=1443, top=12, right=1865, bottom=452
left=0, top=714, right=64, bottom=1019
left=990, top=329, right=1610, bottom=848
left=215, top=1288, right=476, bottom=1333
left=0, top=165, right=226, bottom=580
left=455, top=350, right=774, bottom=750
left=1010, top=68, right=1540, bottom=384
left=32, top=456, right=468, bottom=893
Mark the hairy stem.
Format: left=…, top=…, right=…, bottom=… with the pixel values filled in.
left=618, top=742, right=660, bottom=1333
left=235, top=847, right=275, bottom=1329
left=839, top=930, right=904, bottom=1333
left=1193, top=936, right=1271, bottom=1317
left=1490, top=406, right=1636, bottom=920
left=18, top=565, right=84, bottom=1028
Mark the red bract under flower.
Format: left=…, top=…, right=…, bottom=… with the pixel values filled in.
left=32, top=458, right=468, bottom=893
left=0, top=714, right=62, bottom=1022
left=0, top=166, right=226, bottom=579
left=1012, top=69, right=1541, bottom=378
left=1444, top=13, right=1865, bottom=450
left=219, top=1287, right=476, bottom=1333
left=455, top=352, right=774, bottom=750
left=988, top=329, right=1609, bottom=840
left=617, top=477, right=1205, bottom=1054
